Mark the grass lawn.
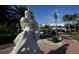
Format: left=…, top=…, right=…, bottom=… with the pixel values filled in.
left=69, top=35, right=79, bottom=42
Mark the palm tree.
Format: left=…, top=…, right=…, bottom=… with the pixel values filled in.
left=0, top=5, right=10, bottom=24
left=63, top=14, right=78, bottom=32
left=72, top=14, right=78, bottom=32
left=63, top=14, right=71, bottom=32
left=0, top=5, right=28, bottom=33
left=76, top=16, right=79, bottom=31
left=0, top=5, right=11, bottom=34
left=7, top=5, right=28, bottom=25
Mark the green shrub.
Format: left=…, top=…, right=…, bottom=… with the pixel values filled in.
left=65, top=31, right=79, bottom=35
left=0, top=35, right=16, bottom=45
left=51, top=30, right=56, bottom=37
left=50, top=36, right=60, bottom=43
left=70, top=32, right=79, bottom=35
left=0, top=24, right=9, bottom=34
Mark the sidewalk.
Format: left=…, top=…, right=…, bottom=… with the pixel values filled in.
left=0, top=36, right=79, bottom=54
left=60, top=35, right=79, bottom=54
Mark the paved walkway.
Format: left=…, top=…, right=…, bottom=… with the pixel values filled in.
left=0, top=35, right=79, bottom=54
left=60, top=35, right=79, bottom=54
left=38, top=35, right=79, bottom=54
left=37, top=39, right=59, bottom=54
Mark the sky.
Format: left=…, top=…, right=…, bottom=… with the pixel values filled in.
left=30, top=5, right=79, bottom=24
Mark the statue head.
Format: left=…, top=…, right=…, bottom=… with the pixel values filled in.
left=20, top=10, right=38, bottom=31
left=25, top=10, right=31, bottom=19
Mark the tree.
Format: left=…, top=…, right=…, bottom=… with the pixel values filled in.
left=71, top=14, right=77, bottom=32
left=0, top=5, right=28, bottom=34
left=63, top=14, right=79, bottom=32
left=39, top=24, right=51, bottom=36
left=63, top=14, right=73, bottom=32
left=0, top=5, right=10, bottom=24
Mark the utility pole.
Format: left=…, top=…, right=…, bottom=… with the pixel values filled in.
left=53, top=10, right=58, bottom=38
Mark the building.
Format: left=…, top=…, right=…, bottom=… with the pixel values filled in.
left=39, top=23, right=66, bottom=31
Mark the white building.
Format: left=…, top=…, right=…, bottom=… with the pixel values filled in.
left=39, top=23, right=66, bottom=31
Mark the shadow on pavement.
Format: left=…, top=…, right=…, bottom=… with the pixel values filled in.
left=47, top=43, right=69, bottom=54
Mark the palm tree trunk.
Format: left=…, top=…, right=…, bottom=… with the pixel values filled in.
left=74, top=20, right=76, bottom=32
left=67, top=21, right=71, bottom=32
left=69, top=24, right=71, bottom=32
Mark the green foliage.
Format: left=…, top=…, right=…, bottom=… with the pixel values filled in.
left=70, top=32, right=78, bottom=35
left=69, top=35, right=79, bottom=42
left=0, top=5, right=28, bottom=33
left=40, top=25, right=50, bottom=30
left=49, top=36, right=60, bottom=43
left=51, top=30, right=56, bottom=36
left=0, top=5, right=28, bottom=25
left=65, top=30, right=79, bottom=35
left=63, top=14, right=78, bottom=22
left=40, top=25, right=52, bottom=39
left=0, top=24, right=9, bottom=34
left=0, top=35, right=16, bottom=45
left=63, top=14, right=79, bottom=32
left=0, top=5, right=28, bottom=44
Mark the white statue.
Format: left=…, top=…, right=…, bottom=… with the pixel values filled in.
left=10, top=9, right=43, bottom=54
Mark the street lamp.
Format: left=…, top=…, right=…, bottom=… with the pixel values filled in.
left=53, top=10, right=58, bottom=37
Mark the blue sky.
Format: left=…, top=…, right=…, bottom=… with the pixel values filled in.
left=30, top=5, right=79, bottom=24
